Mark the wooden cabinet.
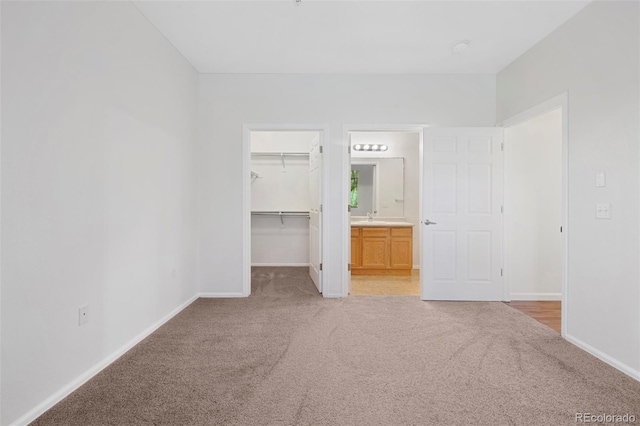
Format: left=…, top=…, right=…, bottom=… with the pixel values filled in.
left=350, top=226, right=413, bottom=275
left=351, top=227, right=362, bottom=268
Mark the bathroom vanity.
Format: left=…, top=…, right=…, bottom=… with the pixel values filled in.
left=350, top=221, right=413, bottom=276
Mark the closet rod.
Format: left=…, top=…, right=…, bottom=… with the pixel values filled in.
left=251, top=211, right=309, bottom=215
left=251, top=152, right=309, bottom=157
left=251, top=211, right=310, bottom=225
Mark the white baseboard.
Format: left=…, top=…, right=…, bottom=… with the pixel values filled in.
left=565, top=333, right=640, bottom=382
left=198, top=292, right=245, bottom=298
left=12, top=295, right=199, bottom=426
left=251, top=263, right=309, bottom=267
left=510, top=292, right=562, bottom=301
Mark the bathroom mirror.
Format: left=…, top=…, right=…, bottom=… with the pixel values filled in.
left=350, top=158, right=404, bottom=217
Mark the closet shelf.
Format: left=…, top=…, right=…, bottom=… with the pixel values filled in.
left=251, top=152, right=309, bottom=157
left=251, top=211, right=310, bottom=225
left=251, top=152, right=309, bottom=171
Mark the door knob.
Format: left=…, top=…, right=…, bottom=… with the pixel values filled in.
left=423, top=219, right=437, bottom=225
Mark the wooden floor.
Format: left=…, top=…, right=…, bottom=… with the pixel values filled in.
left=506, top=301, right=561, bottom=333
left=350, top=274, right=561, bottom=334
left=350, top=270, right=420, bottom=296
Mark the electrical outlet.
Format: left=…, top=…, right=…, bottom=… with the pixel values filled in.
left=595, top=171, right=606, bottom=187
left=596, top=203, right=612, bottom=219
left=79, top=305, right=89, bottom=326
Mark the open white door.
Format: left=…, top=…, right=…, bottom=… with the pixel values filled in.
left=421, top=128, right=504, bottom=301
left=309, top=134, right=322, bottom=293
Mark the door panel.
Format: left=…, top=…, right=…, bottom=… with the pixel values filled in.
left=421, top=128, right=504, bottom=301
left=361, top=238, right=388, bottom=268
left=309, top=134, right=322, bottom=293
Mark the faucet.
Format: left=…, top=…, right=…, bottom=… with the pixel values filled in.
left=366, top=212, right=373, bottom=222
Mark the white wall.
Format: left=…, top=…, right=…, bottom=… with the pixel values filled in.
left=351, top=132, right=421, bottom=267
left=1, top=2, right=199, bottom=425
left=497, top=0, right=640, bottom=376
left=198, top=74, right=496, bottom=296
left=505, top=109, right=563, bottom=300
left=251, top=131, right=317, bottom=266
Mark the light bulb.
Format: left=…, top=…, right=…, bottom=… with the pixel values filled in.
left=380, top=145, right=388, bottom=151
left=363, top=144, right=370, bottom=150
left=354, top=144, right=361, bottom=150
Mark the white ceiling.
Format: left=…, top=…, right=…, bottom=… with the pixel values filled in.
left=133, top=0, right=591, bottom=74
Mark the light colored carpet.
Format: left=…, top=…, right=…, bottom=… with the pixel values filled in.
left=33, top=267, right=640, bottom=425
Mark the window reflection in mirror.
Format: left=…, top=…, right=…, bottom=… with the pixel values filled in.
left=350, top=158, right=404, bottom=217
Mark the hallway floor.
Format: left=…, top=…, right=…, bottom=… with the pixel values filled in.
left=350, top=270, right=420, bottom=296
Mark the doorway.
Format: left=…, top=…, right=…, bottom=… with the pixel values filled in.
left=503, top=102, right=566, bottom=334
left=347, top=130, right=422, bottom=296
left=243, top=127, right=325, bottom=296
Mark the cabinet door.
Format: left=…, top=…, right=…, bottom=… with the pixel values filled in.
left=351, top=236, right=362, bottom=268
left=390, top=237, right=412, bottom=269
left=362, top=237, right=389, bottom=269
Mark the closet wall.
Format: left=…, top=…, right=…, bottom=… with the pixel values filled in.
left=251, top=131, right=318, bottom=266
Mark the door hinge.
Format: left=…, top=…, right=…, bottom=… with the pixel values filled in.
left=319, top=146, right=323, bottom=154
left=348, top=205, right=352, bottom=212
left=348, top=146, right=351, bottom=154
left=500, top=268, right=503, bottom=277
left=560, top=226, right=563, bottom=233
left=348, top=263, right=351, bottom=271
left=320, top=263, right=323, bottom=271
left=501, top=143, right=504, bottom=151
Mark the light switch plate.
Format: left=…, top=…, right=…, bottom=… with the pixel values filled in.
left=596, top=171, right=606, bottom=187
left=596, top=203, right=611, bottom=219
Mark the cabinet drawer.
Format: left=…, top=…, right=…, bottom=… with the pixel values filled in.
left=351, top=227, right=361, bottom=237
left=391, top=227, right=412, bottom=237
left=362, top=228, right=389, bottom=238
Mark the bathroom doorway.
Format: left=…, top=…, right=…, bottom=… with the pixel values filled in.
left=347, top=129, right=422, bottom=296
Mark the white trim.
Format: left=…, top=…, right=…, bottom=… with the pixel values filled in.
left=198, top=292, right=246, bottom=298
left=243, top=124, right=329, bottom=298
left=500, top=92, right=569, bottom=338
left=251, top=263, right=309, bottom=267
left=343, top=124, right=427, bottom=298
left=321, top=292, right=344, bottom=299
left=565, top=333, right=640, bottom=382
left=510, top=292, right=562, bottom=301
left=501, top=93, right=568, bottom=128
left=12, top=295, right=199, bottom=426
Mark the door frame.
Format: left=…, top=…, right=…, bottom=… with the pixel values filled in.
left=500, top=92, right=569, bottom=337
left=242, top=124, right=329, bottom=297
left=342, top=124, right=427, bottom=297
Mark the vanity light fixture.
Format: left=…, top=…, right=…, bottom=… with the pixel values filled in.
left=353, top=144, right=388, bottom=152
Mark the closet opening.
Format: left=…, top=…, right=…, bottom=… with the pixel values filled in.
left=348, top=130, right=422, bottom=296
left=247, top=130, right=324, bottom=296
